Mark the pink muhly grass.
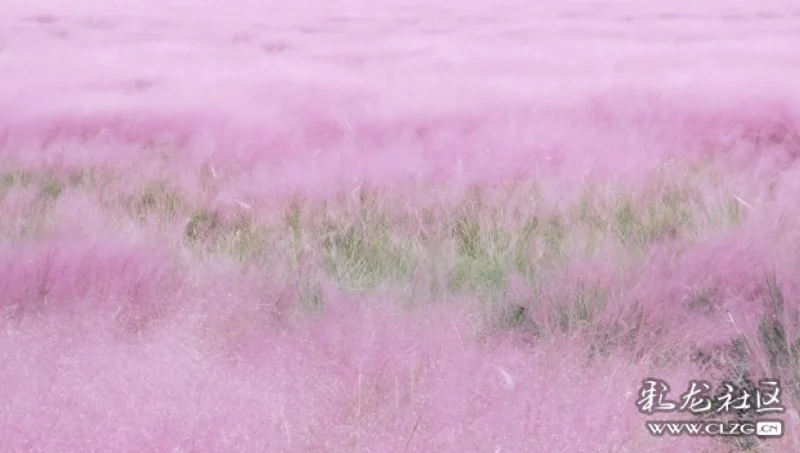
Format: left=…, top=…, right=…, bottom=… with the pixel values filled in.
left=3, top=0, right=800, bottom=451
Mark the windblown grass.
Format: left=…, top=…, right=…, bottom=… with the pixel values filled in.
left=3, top=154, right=800, bottom=451
left=3, top=0, right=800, bottom=451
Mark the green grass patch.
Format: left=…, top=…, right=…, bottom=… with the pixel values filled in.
left=319, top=213, right=418, bottom=291
left=185, top=208, right=221, bottom=243
left=39, top=175, right=64, bottom=201
left=218, top=211, right=272, bottom=261
left=550, top=282, right=608, bottom=335
left=132, top=180, right=183, bottom=222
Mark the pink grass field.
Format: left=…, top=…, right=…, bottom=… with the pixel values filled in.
left=2, top=0, right=800, bottom=452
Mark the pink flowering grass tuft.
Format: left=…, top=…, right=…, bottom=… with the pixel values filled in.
left=3, top=0, right=800, bottom=451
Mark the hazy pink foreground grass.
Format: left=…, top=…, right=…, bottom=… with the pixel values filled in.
left=2, top=0, right=800, bottom=452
